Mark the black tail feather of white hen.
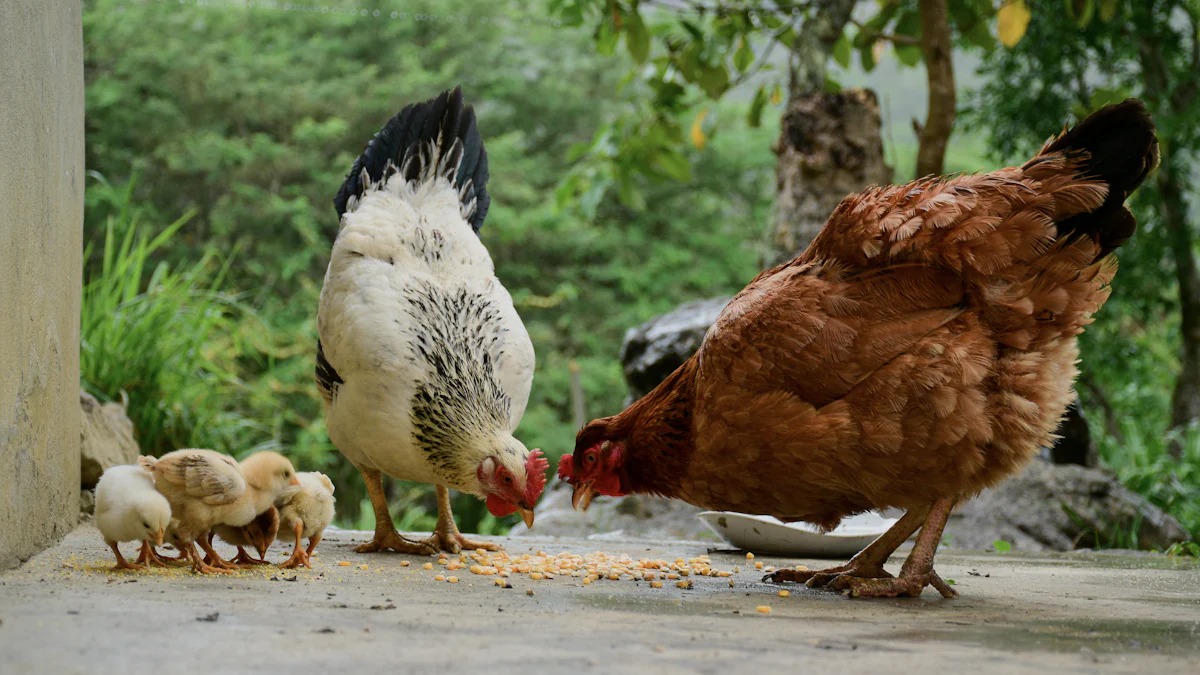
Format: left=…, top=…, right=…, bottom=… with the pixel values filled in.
left=333, top=86, right=491, bottom=232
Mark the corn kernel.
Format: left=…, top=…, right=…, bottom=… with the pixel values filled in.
left=666, top=573, right=680, bottom=580
left=746, top=552, right=755, bottom=560
left=728, top=579, right=735, bottom=588
left=448, top=577, right=458, bottom=583
left=526, top=589, right=535, bottom=596
left=795, top=565, right=809, bottom=571
left=359, top=564, right=369, bottom=570
left=530, top=573, right=544, bottom=580
left=434, top=574, right=446, bottom=581
left=778, top=590, right=790, bottom=597
left=676, top=580, right=693, bottom=589
left=649, top=581, right=663, bottom=588
left=754, top=562, right=764, bottom=570
left=400, top=561, right=410, bottom=567
left=756, top=605, right=771, bottom=614
left=582, top=577, right=592, bottom=585
left=423, top=563, right=434, bottom=570
left=438, top=558, right=448, bottom=565
left=337, top=561, right=352, bottom=567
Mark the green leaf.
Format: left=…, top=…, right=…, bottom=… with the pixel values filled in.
left=1064, top=0, right=1095, bottom=28
left=824, top=75, right=842, bottom=93
left=625, top=9, right=650, bottom=63
left=832, top=32, right=852, bottom=68
left=734, top=37, right=754, bottom=73
left=1098, top=0, right=1120, bottom=21
left=596, top=18, right=619, bottom=56
left=859, top=40, right=877, bottom=72
left=652, top=149, right=692, bottom=182
left=895, top=43, right=923, bottom=67
left=894, top=8, right=922, bottom=38
left=697, top=63, right=730, bottom=99
left=992, top=540, right=1012, bottom=553
left=747, top=85, right=767, bottom=128
left=962, top=19, right=996, bottom=50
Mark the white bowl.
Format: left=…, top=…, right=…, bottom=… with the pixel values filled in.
left=696, top=511, right=897, bottom=558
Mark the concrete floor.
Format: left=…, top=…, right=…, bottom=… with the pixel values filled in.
left=1, top=524, right=1197, bottom=674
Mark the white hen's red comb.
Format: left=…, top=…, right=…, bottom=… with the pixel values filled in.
left=524, top=449, right=549, bottom=502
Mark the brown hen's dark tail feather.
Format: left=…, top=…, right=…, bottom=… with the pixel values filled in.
left=1028, top=98, right=1160, bottom=259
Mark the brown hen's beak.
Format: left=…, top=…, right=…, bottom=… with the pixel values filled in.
left=572, top=482, right=597, bottom=511
left=518, top=508, right=535, bottom=529
left=154, top=527, right=164, bottom=547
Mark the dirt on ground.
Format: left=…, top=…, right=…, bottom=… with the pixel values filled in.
left=0, top=524, right=1197, bottom=674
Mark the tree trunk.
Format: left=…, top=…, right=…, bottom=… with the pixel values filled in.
left=916, top=0, right=956, bottom=177
left=1160, top=156, right=1200, bottom=445
left=769, top=0, right=890, bottom=264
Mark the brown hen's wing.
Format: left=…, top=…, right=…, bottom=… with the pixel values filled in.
left=156, top=450, right=247, bottom=506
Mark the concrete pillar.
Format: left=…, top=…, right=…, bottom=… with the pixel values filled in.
left=0, top=0, right=84, bottom=569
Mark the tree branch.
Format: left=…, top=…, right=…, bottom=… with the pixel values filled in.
left=915, top=0, right=955, bottom=177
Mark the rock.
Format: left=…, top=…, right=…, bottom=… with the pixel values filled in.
left=511, top=483, right=713, bottom=542
left=620, top=297, right=730, bottom=401
left=79, top=391, right=140, bottom=489
left=79, top=489, right=94, bottom=519
left=945, top=458, right=1189, bottom=552
left=1045, top=397, right=1099, bottom=467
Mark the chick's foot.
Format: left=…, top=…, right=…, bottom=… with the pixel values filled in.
left=354, top=530, right=438, bottom=556
left=228, top=547, right=270, bottom=565
left=136, top=541, right=185, bottom=568
left=279, top=547, right=311, bottom=569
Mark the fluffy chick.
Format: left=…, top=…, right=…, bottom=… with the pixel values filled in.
left=276, top=472, right=336, bottom=569
left=210, top=506, right=279, bottom=565
left=94, top=464, right=172, bottom=571
left=139, top=449, right=298, bottom=574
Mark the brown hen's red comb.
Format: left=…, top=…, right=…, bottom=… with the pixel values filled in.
left=524, top=449, right=549, bottom=502
left=557, top=454, right=575, bottom=481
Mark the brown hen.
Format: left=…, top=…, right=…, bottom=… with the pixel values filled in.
left=559, top=100, right=1159, bottom=598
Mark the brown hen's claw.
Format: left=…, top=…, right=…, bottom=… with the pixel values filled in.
left=354, top=530, right=438, bottom=556
left=827, top=498, right=958, bottom=599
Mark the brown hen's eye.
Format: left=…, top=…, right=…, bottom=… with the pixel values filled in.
left=503, top=476, right=513, bottom=484
left=585, top=453, right=596, bottom=464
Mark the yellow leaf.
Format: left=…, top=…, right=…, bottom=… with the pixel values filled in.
left=998, top=0, right=1032, bottom=48
left=768, top=85, right=782, bottom=106
left=690, top=108, right=708, bottom=150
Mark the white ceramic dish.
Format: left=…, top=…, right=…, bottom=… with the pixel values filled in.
left=697, top=511, right=897, bottom=558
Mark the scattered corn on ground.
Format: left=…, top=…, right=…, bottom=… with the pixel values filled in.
left=427, top=549, right=752, bottom=587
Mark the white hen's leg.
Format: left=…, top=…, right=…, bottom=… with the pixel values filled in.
left=422, top=485, right=501, bottom=554
left=353, top=468, right=438, bottom=556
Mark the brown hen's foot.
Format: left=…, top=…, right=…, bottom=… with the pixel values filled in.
left=354, top=530, right=438, bottom=556
left=828, top=569, right=957, bottom=599
left=829, top=497, right=958, bottom=599
left=763, top=506, right=929, bottom=589
left=422, top=485, right=502, bottom=554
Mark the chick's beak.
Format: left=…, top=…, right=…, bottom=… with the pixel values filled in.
left=518, top=507, right=535, bottom=529
left=572, top=482, right=597, bottom=512
left=289, top=475, right=301, bottom=486
left=154, top=527, right=164, bottom=547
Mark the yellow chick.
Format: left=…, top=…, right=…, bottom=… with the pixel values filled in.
left=276, top=471, right=336, bottom=569
left=210, top=505, right=280, bottom=565
left=138, top=449, right=298, bottom=574
left=94, top=464, right=172, bottom=571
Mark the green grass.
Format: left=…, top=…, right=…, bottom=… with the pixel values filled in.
left=1099, top=419, right=1200, bottom=542
left=80, top=173, right=263, bottom=457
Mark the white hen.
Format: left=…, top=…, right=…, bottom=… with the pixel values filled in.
left=276, top=471, right=336, bottom=569
left=317, top=87, right=546, bottom=555
left=94, top=464, right=172, bottom=571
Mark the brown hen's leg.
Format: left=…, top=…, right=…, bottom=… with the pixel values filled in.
left=108, top=542, right=145, bottom=571
left=764, top=505, right=929, bottom=587
left=280, top=521, right=311, bottom=569
left=826, top=498, right=958, bottom=599
left=354, top=469, right=438, bottom=555
left=422, top=485, right=502, bottom=554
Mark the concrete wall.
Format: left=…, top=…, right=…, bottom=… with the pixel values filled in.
left=0, top=0, right=84, bottom=569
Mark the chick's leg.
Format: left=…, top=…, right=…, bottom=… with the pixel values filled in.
left=136, top=541, right=183, bottom=568
left=422, top=485, right=501, bottom=554
left=827, top=498, right=958, bottom=599
left=280, top=521, right=311, bottom=569
left=197, top=535, right=242, bottom=570
left=187, top=541, right=233, bottom=575
left=353, top=469, right=438, bottom=555
left=108, top=542, right=145, bottom=571
left=305, top=534, right=322, bottom=558
left=764, top=505, right=929, bottom=587
left=229, top=546, right=268, bottom=566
